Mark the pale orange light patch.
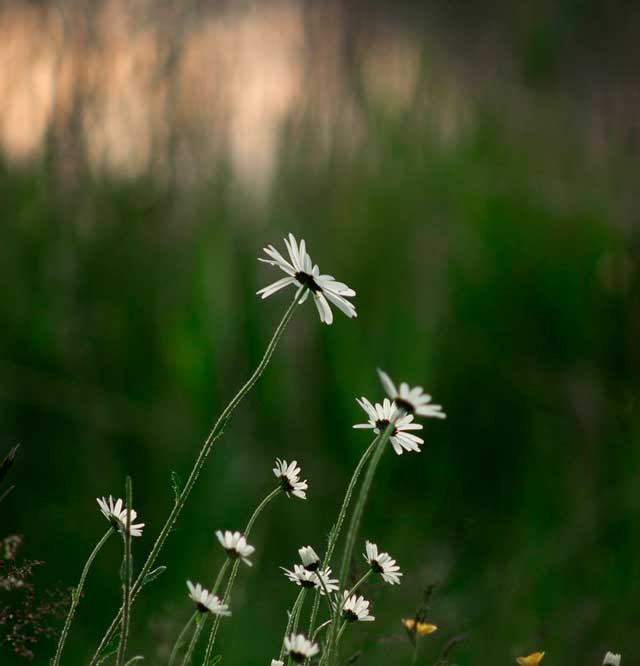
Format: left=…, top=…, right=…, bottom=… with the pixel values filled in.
left=517, top=652, right=545, bottom=666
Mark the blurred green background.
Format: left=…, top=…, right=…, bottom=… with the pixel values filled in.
left=1, top=1, right=639, bottom=664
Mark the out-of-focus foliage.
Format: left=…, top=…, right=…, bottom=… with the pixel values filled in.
left=1, top=1, right=639, bottom=664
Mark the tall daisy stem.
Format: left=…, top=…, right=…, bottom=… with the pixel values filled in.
left=279, top=588, right=305, bottom=661
left=201, top=487, right=283, bottom=666
left=116, top=477, right=134, bottom=666
left=89, top=295, right=299, bottom=666
left=180, top=616, right=205, bottom=666
left=51, top=527, right=114, bottom=666
left=307, top=437, right=378, bottom=638
left=286, top=589, right=307, bottom=666
left=325, top=421, right=395, bottom=666
left=347, top=569, right=372, bottom=597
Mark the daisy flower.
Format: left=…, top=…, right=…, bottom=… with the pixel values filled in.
left=97, top=496, right=145, bottom=537
left=186, top=581, right=230, bottom=616
left=377, top=369, right=446, bottom=419
left=402, top=618, right=438, bottom=636
left=284, top=634, right=319, bottom=663
left=271, top=661, right=284, bottom=666
left=273, top=459, right=308, bottom=499
left=603, top=654, right=621, bottom=666
left=364, top=541, right=402, bottom=585
left=282, top=564, right=338, bottom=595
left=257, top=233, right=356, bottom=325
left=516, top=653, right=545, bottom=666
left=298, top=545, right=320, bottom=571
left=354, top=397, right=424, bottom=455
left=215, top=530, right=255, bottom=566
left=341, top=593, right=375, bottom=622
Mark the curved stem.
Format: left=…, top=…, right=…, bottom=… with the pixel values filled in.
left=89, top=295, right=299, bottom=665
left=279, top=588, right=305, bottom=661
left=308, top=437, right=377, bottom=639
left=311, top=620, right=332, bottom=642
left=347, top=570, right=372, bottom=597
left=168, top=613, right=197, bottom=666
left=52, top=528, right=114, bottom=666
left=201, top=487, right=282, bottom=665
left=116, top=477, right=134, bottom=666
left=325, top=422, right=395, bottom=666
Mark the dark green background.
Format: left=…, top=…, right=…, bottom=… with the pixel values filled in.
left=1, top=2, right=639, bottom=664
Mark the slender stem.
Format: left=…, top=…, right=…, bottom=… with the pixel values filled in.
left=311, top=620, right=332, bottom=642
left=314, top=571, right=335, bottom=614
left=201, top=487, right=282, bottom=666
left=211, top=559, right=230, bottom=596
left=286, top=589, right=307, bottom=666
left=89, top=296, right=299, bottom=665
left=347, top=570, right=372, bottom=597
left=308, top=437, right=378, bottom=639
left=335, top=622, right=348, bottom=647
left=410, top=640, right=420, bottom=666
left=168, top=613, right=197, bottom=666
left=52, top=528, right=114, bottom=666
left=279, top=588, right=305, bottom=661
left=181, top=616, right=206, bottom=666
left=325, top=422, right=395, bottom=666
left=116, top=477, right=134, bottom=666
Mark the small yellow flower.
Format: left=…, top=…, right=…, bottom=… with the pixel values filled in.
left=517, top=652, right=545, bottom=666
left=402, top=619, right=438, bottom=635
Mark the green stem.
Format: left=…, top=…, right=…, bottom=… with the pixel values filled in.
left=89, top=295, right=299, bottom=666
left=325, top=422, right=395, bottom=666
left=286, top=589, right=307, bottom=666
left=311, top=619, right=332, bottom=642
left=201, top=487, right=282, bottom=665
left=52, top=528, right=114, bottom=666
left=168, top=613, right=197, bottom=666
left=410, top=639, right=419, bottom=666
left=308, top=437, right=378, bottom=639
left=279, top=588, right=305, bottom=661
left=347, top=569, right=372, bottom=597
left=181, top=616, right=206, bottom=666
left=116, top=477, right=134, bottom=666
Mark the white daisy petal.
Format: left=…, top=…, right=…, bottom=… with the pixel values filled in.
left=97, top=495, right=144, bottom=537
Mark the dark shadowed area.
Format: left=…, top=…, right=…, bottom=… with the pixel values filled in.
left=1, top=0, right=639, bottom=664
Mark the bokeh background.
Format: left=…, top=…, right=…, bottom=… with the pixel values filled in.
left=1, top=0, right=639, bottom=663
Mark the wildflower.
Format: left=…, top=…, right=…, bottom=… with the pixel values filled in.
left=354, top=397, right=424, bottom=455
left=257, top=233, right=356, bottom=325
left=271, top=661, right=284, bottom=666
left=377, top=369, right=445, bottom=419
left=516, top=653, right=545, bottom=666
left=402, top=618, right=438, bottom=636
left=603, top=654, right=621, bottom=666
left=282, top=564, right=338, bottom=595
left=364, top=541, right=402, bottom=585
left=284, top=634, right=319, bottom=662
left=341, top=593, right=375, bottom=622
left=298, top=545, right=320, bottom=571
left=215, top=530, right=255, bottom=566
left=97, top=496, right=144, bottom=537
left=273, top=459, right=308, bottom=499
left=282, top=564, right=317, bottom=589
left=186, top=581, right=230, bottom=616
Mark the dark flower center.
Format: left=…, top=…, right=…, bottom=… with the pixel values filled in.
left=374, top=419, right=397, bottom=436
left=225, top=548, right=240, bottom=560
left=343, top=609, right=359, bottom=623
left=279, top=475, right=294, bottom=494
left=304, top=561, right=320, bottom=572
left=295, top=271, right=321, bottom=293
left=290, top=651, right=306, bottom=663
left=394, top=398, right=415, bottom=415
left=300, top=578, right=316, bottom=588
left=371, top=560, right=384, bottom=574
left=196, top=602, right=209, bottom=613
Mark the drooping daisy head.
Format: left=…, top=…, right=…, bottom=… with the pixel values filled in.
left=282, top=564, right=338, bottom=595
left=284, top=634, right=319, bottom=663
left=273, top=459, right=308, bottom=500
left=364, top=541, right=402, bottom=585
left=354, top=397, right=424, bottom=455
left=97, top=496, right=145, bottom=537
left=402, top=618, right=438, bottom=637
left=298, top=545, right=320, bottom=571
left=377, top=369, right=446, bottom=420
left=257, top=233, right=356, bottom=325
left=341, top=593, right=375, bottom=622
left=516, top=653, right=545, bottom=666
left=186, top=581, right=231, bottom=616
left=603, top=653, right=621, bottom=666
left=215, top=530, right=255, bottom=566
